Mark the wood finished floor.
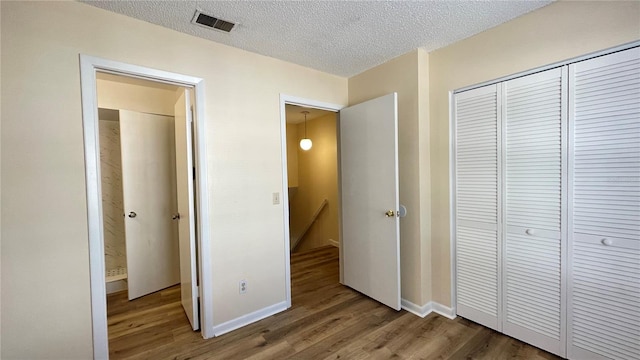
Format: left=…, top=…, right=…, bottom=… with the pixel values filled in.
left=107, top=246, right=560, bottom=360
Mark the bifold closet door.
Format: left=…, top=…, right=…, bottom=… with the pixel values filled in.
left=454, top=84, right=501, bottom=330
left=503, top=67, right=566, bottom=357
left=568, top=47, right=640, bottom=360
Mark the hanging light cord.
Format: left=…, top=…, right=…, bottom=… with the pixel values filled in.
left=304, top=112, right=308, bottom=137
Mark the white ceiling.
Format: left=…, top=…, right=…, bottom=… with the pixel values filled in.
left=83, top=0, right=553, bottom=77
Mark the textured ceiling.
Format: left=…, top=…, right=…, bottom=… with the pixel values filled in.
left=83, top=0, right=553, bottom=77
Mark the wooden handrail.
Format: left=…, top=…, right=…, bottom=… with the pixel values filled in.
left=291, top=199, right=328, bottom=251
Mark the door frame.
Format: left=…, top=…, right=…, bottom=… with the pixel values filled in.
left=80, top=55, right=213, bottom=359
left=279, top=94, right=344, bottom=307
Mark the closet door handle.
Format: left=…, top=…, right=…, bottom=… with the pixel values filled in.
left=525, top=228, right=534, bottom=235
left=601, top=238, right=613, bottom=246
left=128, top=211, right=137, bottom=218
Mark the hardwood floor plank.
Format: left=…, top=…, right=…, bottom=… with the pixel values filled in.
left=107, top=246, right=561, bottom=360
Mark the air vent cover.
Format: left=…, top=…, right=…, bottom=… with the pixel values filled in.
left=192, top=10, right=235, bottom=33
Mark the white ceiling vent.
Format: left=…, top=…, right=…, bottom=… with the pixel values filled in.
left=192, top=10, right=235, bottom=33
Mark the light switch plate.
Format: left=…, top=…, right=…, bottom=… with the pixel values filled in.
left=272, top=192, right=280, bottom=205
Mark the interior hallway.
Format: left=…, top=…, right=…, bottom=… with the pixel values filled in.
left=107, top=246, right=559, bottom=359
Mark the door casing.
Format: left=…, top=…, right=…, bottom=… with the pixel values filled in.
left=80, top=55, right=213, bottom=360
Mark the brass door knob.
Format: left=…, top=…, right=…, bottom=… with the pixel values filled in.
left=385, top=210, right=396, bottom=217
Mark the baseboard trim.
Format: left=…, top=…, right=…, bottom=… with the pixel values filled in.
left=401, top=299, right=456, bottom=320
left=328, top=239, right=339, bottom=248
left=401, top=299, right=431, bottom=317
left=432, top=302, right=456, bottom=319
left=211, top=301, right=288, bottom=337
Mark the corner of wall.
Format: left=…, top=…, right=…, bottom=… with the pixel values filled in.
left=417, top=49, right=433, bottom=306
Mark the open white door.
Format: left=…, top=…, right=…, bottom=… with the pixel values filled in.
left=120, top=110, right=180, bottom=300
left=174, top=89, right=200, bottom=330
left=340, top=93, right=401, bottom=310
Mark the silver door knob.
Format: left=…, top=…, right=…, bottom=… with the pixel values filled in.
left=128, top=211, right=137, bottom=218
left=172, top=213, right=181, bottom=220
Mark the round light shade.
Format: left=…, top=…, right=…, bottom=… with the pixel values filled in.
left=299, top=138, right=313, bottom=151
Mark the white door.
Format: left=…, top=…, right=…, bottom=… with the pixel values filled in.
left=340, top=93, right=401, bottom=310
left=503, top=67, right=566, bottom=356
left=453, top=84, right=501, bottom=330
left=567, top=47, right=640, bottom=360
left=174, top=89, right=199, bottom=331
left=120, top=110, right=180, bottom=300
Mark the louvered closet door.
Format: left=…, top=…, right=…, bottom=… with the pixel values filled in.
left=454, top=84, right=501, bottom=330
left=503, top=67, right=566, bottom=357
left=568, top=47, right=640, bottom=360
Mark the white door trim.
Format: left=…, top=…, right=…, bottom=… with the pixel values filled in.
left=79, top=54, right=214, bottom=360
left=278, top=94, right=344, bottom=308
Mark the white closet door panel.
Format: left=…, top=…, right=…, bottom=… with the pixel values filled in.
left=571, top=240, right=640, bottom=360
left=454, top=84, right=500, bottom=330
left=503, top=67, right=565, bottom=356
left=505, top=69, right=563, bottom=232
left=569, top=47, right=640, bottom=360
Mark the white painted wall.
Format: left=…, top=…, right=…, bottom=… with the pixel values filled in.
left=0, top=2, right=347, bottom=358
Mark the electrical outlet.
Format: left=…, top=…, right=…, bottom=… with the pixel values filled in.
left=239, top=280, right=247, bottom=294
left=272, top=192, right=280, bottom=205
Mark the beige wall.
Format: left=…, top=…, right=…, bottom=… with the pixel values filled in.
left=96, top=74, right=178, bottom=116
left=289, top=113, right=339, bottom=252
left=429, top=0, right=640, bottom=306
left=0, top=1, right=347, bottom=358
left=349, top=49, right=432, bottom=306
left=286, top=123, right=299, bottom=187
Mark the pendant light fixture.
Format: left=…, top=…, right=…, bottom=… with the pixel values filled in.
left=299, top=110, right=312, bottom=151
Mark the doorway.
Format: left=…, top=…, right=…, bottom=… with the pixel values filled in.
left=80, top=55, right=213, bottom=359
left=285, top=105, right=340, bottom=253
left=280, top=93, right=403, bottom=312
left=97, top=74, right=183, bottom=302
left=280, top=96, right=343, bottom=308
left=97, top=72, right=200, bottom=354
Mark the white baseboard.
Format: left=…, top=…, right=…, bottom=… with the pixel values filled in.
left=432, top=302, right=456, bottom=319
left=401, top=298, right=431, bottom=317
left=401, top=298, right=456, bottom=320
left=211, top=301, right=288, bottom=337
left=328, top=239, right=339, bottom=248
